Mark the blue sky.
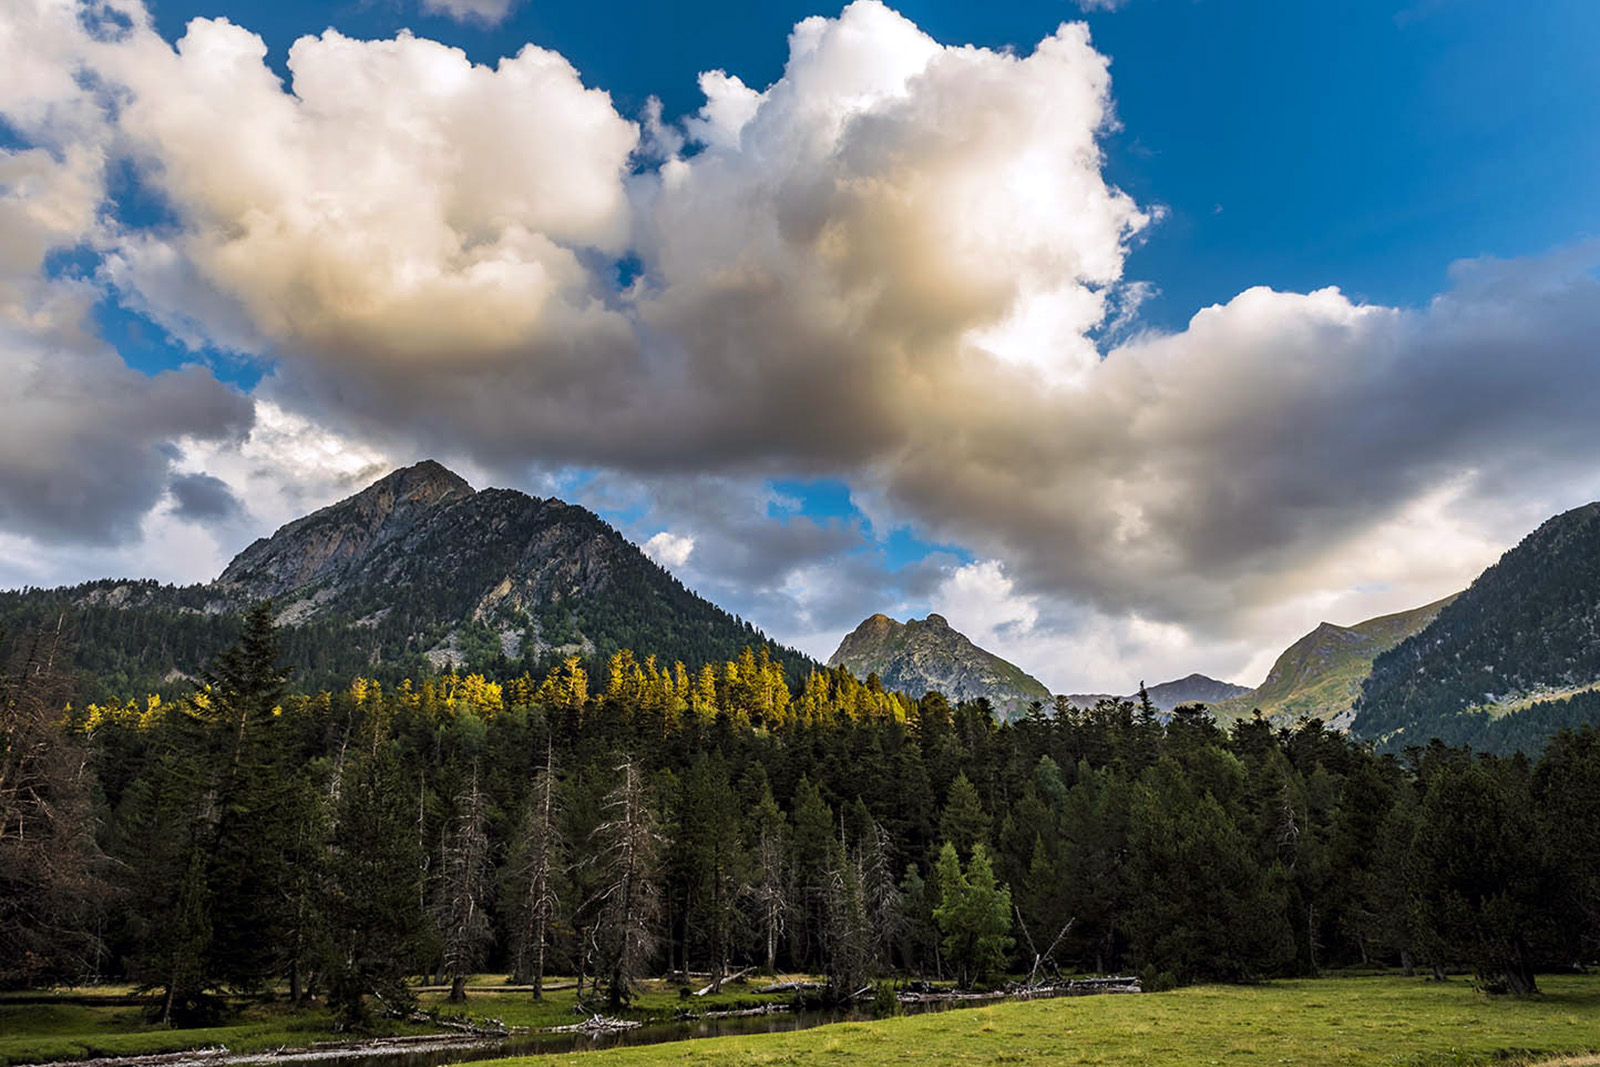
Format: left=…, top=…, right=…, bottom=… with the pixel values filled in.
left=3, top=0, right=1599, bottom=690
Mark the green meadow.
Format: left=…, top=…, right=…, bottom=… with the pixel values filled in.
left=7, top=976, right=1600, bottom=1067
left=475, top=975, right=1600, bottom=1067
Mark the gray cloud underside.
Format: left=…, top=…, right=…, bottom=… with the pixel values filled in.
left=168, top=471, right=245, bottom=523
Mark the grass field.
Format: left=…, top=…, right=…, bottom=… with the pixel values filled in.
left=6, top=975, right=1600, bottom=1067
left=472, top=975, right=1600, bottom=1067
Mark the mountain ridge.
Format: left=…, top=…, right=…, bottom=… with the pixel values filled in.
left=1207, top=596, right=1458, bottom=726
left=0, top=461, right=814, bottom=699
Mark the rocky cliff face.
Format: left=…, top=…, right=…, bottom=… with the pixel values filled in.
left=828, top=612, right=1050, bottom=718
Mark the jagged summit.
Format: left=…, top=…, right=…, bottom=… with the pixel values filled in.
left=210, top=460, right=808, bottom=674
left=829, top=612, right=1049, bottom=719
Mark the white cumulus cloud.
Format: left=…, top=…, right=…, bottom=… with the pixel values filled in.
left=643, top=530, right=696, bottom=568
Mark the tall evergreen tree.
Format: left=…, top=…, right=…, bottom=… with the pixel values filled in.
left=324, top=707, right=427, bottom=1027
left=932, top=842, right=1013, bottom=988
left=939, top=772, right=989, bottom=858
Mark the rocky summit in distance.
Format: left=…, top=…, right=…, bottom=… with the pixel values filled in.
left=0, top=461, right=811, bottom=700
left=1142, top=673, right=1252, bottom=712
left=828, top=612, right=1051, bottom=719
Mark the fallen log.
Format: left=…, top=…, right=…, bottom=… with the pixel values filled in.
left=694, top=966, right=756, bottom=996
left=541, top=1015, right=642, bottom=1035
left=752, top=980, right=826, bottom=994
left=703, top=1003, right=791, bottom=1019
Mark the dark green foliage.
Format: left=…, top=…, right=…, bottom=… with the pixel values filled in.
left=1408, top=755, right=1552, bottom=994
left=11, top=598, right=1600, bottom=1003
left=932, top=842, right=1013, bottom=988
left=323, top=707, right=429, bottom=1027
left=938, top=772, right=990, bottom=858
left=1124, top=758, right=1291, bottom=983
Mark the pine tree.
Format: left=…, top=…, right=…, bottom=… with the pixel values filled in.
left=932, top=842, right=1013, bottom=988
left=939, top=772, right=989, bottom=857
left=324, top=707, right=427, bottom=1028
left=677, top=755, right=746, bottom=989
left=195, top=601, right=300, bottom=992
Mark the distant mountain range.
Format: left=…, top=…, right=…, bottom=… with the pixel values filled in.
left=834, top=499, right=1600, bottom=750
left=7, top=460, right=1600, bottom=754
left=0, top=461, right=812, bottom=700
left=1060, top=674, right=1253, bottom=715
left=1206, top=597, right=1457, bottom=727
left=828, top=612, right=1051, bottom=718
left=829, top=615, right=1250, bottom=720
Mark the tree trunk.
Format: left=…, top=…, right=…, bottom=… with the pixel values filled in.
left=450, top=972, right=467, bottom=1002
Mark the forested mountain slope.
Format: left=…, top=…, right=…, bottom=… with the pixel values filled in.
left=1353, top=501, right=1600, bottom=752
left=0, top=462, right=812, bottom=699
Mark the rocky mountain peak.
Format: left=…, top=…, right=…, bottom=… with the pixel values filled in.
left=830, top=610, right=1049, bottom=719
left=217, top=460, right=476, bottom=600
left=387, top=459, right=476, bottom=502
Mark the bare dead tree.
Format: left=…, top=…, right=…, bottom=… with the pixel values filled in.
left=433, top=765, right=493, bottom=1001
left=589, top=756, right=662, bottom=1008
left=856, top=818, right=904, bottom=970
left=0, top=620, right=109, bottom=989
left=508, top=743, right=563, bottom=997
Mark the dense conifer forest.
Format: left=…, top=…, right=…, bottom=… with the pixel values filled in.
left=4, top=607, right=1597, bottom=1028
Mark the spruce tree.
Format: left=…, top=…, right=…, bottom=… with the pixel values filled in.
left=324, top=707, right=427, bottom=1027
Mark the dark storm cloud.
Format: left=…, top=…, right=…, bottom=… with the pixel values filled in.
left=168, top=472, right=245, bottom=524
left=0, top=336, right=253, bottom=544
